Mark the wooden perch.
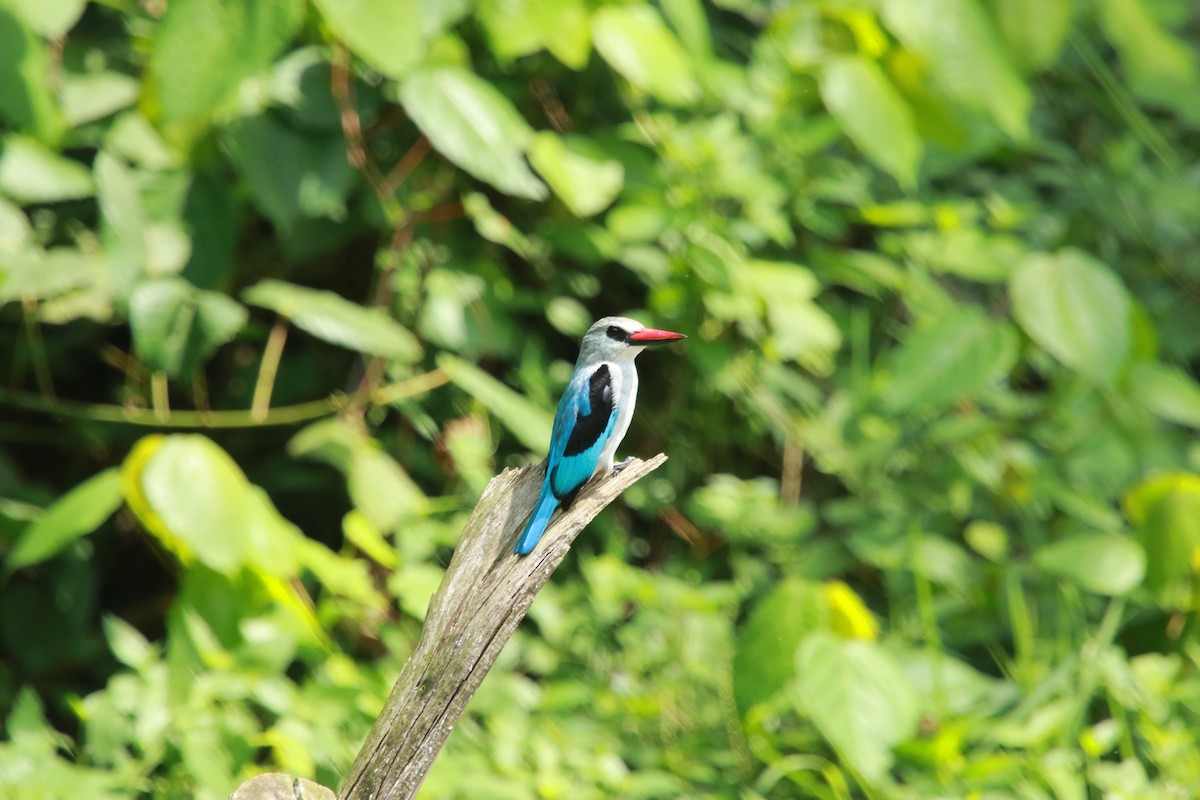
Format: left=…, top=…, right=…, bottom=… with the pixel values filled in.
left=335, top=453, right=668, bottom=800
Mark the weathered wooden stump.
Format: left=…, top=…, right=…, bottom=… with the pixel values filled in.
left=230, top=453, right=666, bottom=800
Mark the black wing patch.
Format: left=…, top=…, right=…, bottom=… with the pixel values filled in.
left=563, top=364, right=615, bottom=457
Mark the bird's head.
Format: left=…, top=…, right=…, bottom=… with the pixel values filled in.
left=579, top=316, right=687, bottom=363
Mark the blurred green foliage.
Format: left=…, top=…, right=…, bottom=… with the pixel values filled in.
left=2, top=0, right=1200, bottom=798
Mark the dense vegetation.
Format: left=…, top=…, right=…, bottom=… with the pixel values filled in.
left=2, top=0, right=1200, bottom=797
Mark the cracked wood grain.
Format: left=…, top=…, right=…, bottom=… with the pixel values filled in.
left=336, top=454, right=667, bottom=800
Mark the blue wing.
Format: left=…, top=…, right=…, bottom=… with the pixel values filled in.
left=515, top=363, right=617, bottom=555
left=548, top=363, right=618, bottom=505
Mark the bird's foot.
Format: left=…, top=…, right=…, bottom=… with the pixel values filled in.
left=611, top=456, right=635, bottom=475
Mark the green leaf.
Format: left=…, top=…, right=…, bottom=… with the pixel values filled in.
left=134, top=435, right=299, bottom=575
left=0, top=136, right=92, bottom=203
left=883, top=306, right=1016, bottom=412
left=0, top=195, right=30, bottom=254
left=1009, top=249, right=1131, bottom=384
left=991, top=0, right=1075, bottom=72
left=592, top=5, right=700, bottom=106
left=399, top=68, right=547, bottom=200
left=732, top=579, right=826, bottom=714
left=1098, top=0, right=1200, bottom=125
left=1123, top=472, right=1200, bottom=609
left=148, top=0, right=304, bottom=125
left=1033, top=533, right=1145, bottom=596
left=5, top=469, right=122, bottom=571
left=437, top=353, right=553, bottom=453
left=1130, top=362, right=1200, bottom=429
left=882, top=0, right=1031, bottom=139
left=102, top=615, right=155, bottom=670
left=130, top=278, right=248, bottom=378
left=61, top=72, right=140, bottom=127
left=312, top=0, right=423, bottom=79
left=243, top=279, right=421, bottom=362
left=820, top=55, right=922, bottom=188
left=793, top=633, right=920, bottom=783
left=477, top=0, right=591, bottom=68
left=95, top=151, right=147, bottom=298
left=0, top=8, right=64, bottom=142
left=4, top=0, right=86, bottom=38
left=222, top=115, right=356, bottom=229
left=289, top=418, right=427, bottom=532
left=528, top=132, right=624, bottom=217
left=0, top=247, right=101, bottom=305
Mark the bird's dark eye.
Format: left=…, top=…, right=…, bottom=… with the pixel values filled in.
left=606, top=325, right=629, bottom=342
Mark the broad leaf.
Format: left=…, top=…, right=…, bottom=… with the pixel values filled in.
left=1033, top=533, right=1145, bottom=596
left=95, top=151, right=147, bottom=298
left=222, top=115, right=357, bottom=229
left=0, top=136, right=92, bottom=203
left=884, top=306, right=1016, bottom=412
left=61, top=72, right=140, bottom=127
left=528, top=132, right=624, bottom=217
left=1009, top=249, right=1131, bottom=384
left=477, top=0, right=590, bottom=68
left=0, top=8, right=64, bottom=142
left=437, top=353, right=553, bottom=453
left=6, top=469, right=123, bottom=570
left=399, top=68, right=547, bottom=200
left=1130, top=361, right=1200, bottom=429
left=243, top=279, right=421, bottom=362
left=1123, top=472, right=1200, bottom=609
left=4, top=0, right=86, bottom=38
left=1098, top=0, right=1200, bottom=125
left=732, top=579, right=826, bottom=714
left=148, top=0, right=304, bottom=124
left=882, top=0, right=1030, bottom=139
left=992, top=0, right=1075, bottom=72
left=130, top=278, right=248, bottom=378
left=131, top=435, right=299, bottom=575
left=592, top=5, right=700, bottom=106
left=794, top=633, right=919, bottom=783
left=313, top=0, right=423, bottom=79
left=821, top=55, right=921, bottom=188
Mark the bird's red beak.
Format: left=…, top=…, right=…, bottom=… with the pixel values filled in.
left=628, top=327, right=687, bottom=344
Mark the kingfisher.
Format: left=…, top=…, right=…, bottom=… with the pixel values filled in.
left=514, top=316, right=687, bottom=555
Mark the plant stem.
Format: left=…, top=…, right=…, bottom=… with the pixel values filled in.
left=251, top=317, right=289, bottom=422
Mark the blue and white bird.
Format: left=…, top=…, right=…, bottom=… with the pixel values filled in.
left=514, top=316, right=686, bottom=555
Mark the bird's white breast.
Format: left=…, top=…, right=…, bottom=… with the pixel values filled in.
left=596, top=358, right=637, bottom=475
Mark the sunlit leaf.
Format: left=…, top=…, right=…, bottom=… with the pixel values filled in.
left=882, top=0, right=1031, bottom=139
left=793, top=633, right=919, bottom=783
left=131, top=435, right=299, bottom=575
left=437, top=353, right=553, bottom=453
left=1130, top=361, right=1200, bottom=429
left=313, top=0, right=423, bottom=79
left=820, top=55, right=921, bottom=188
left=6, top=469, right=122, bottom=570
left=4, top=0, right=86, bottom=38
left=991, top=0, right=1075, bottom=71
left=1123, top=472, right=1200, bottom=609
left=477, top=0, right=590, bottom=68
left=148, top=0, right=304, bottom=124
left=528, top=132, right=624, bottom=217
left=243, top=279, right=421, bottom=361
left=1009, top=249, right=1131, bottom=384
left=1098, top=0, right=1200, bottom=125
left=0, top=136, right=92, bottom=203
left=399, top=68, right=547, bottom=200
left=1033, top=533, right=1145, bottom=596
left=592, top=5, right=700, bottom=105
left=732, top=579, right=826, bottom=714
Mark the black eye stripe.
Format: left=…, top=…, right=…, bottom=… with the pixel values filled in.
left=606, top=325, right=629, bottom=342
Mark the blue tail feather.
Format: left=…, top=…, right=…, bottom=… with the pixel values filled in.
left=515, top=489, right=559, bottom=555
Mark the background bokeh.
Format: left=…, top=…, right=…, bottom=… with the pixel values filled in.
left=2, top=0, right=1200, bottom=797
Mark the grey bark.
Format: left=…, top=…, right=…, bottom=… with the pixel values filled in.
left=333, top=454, right=668, bottom=799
